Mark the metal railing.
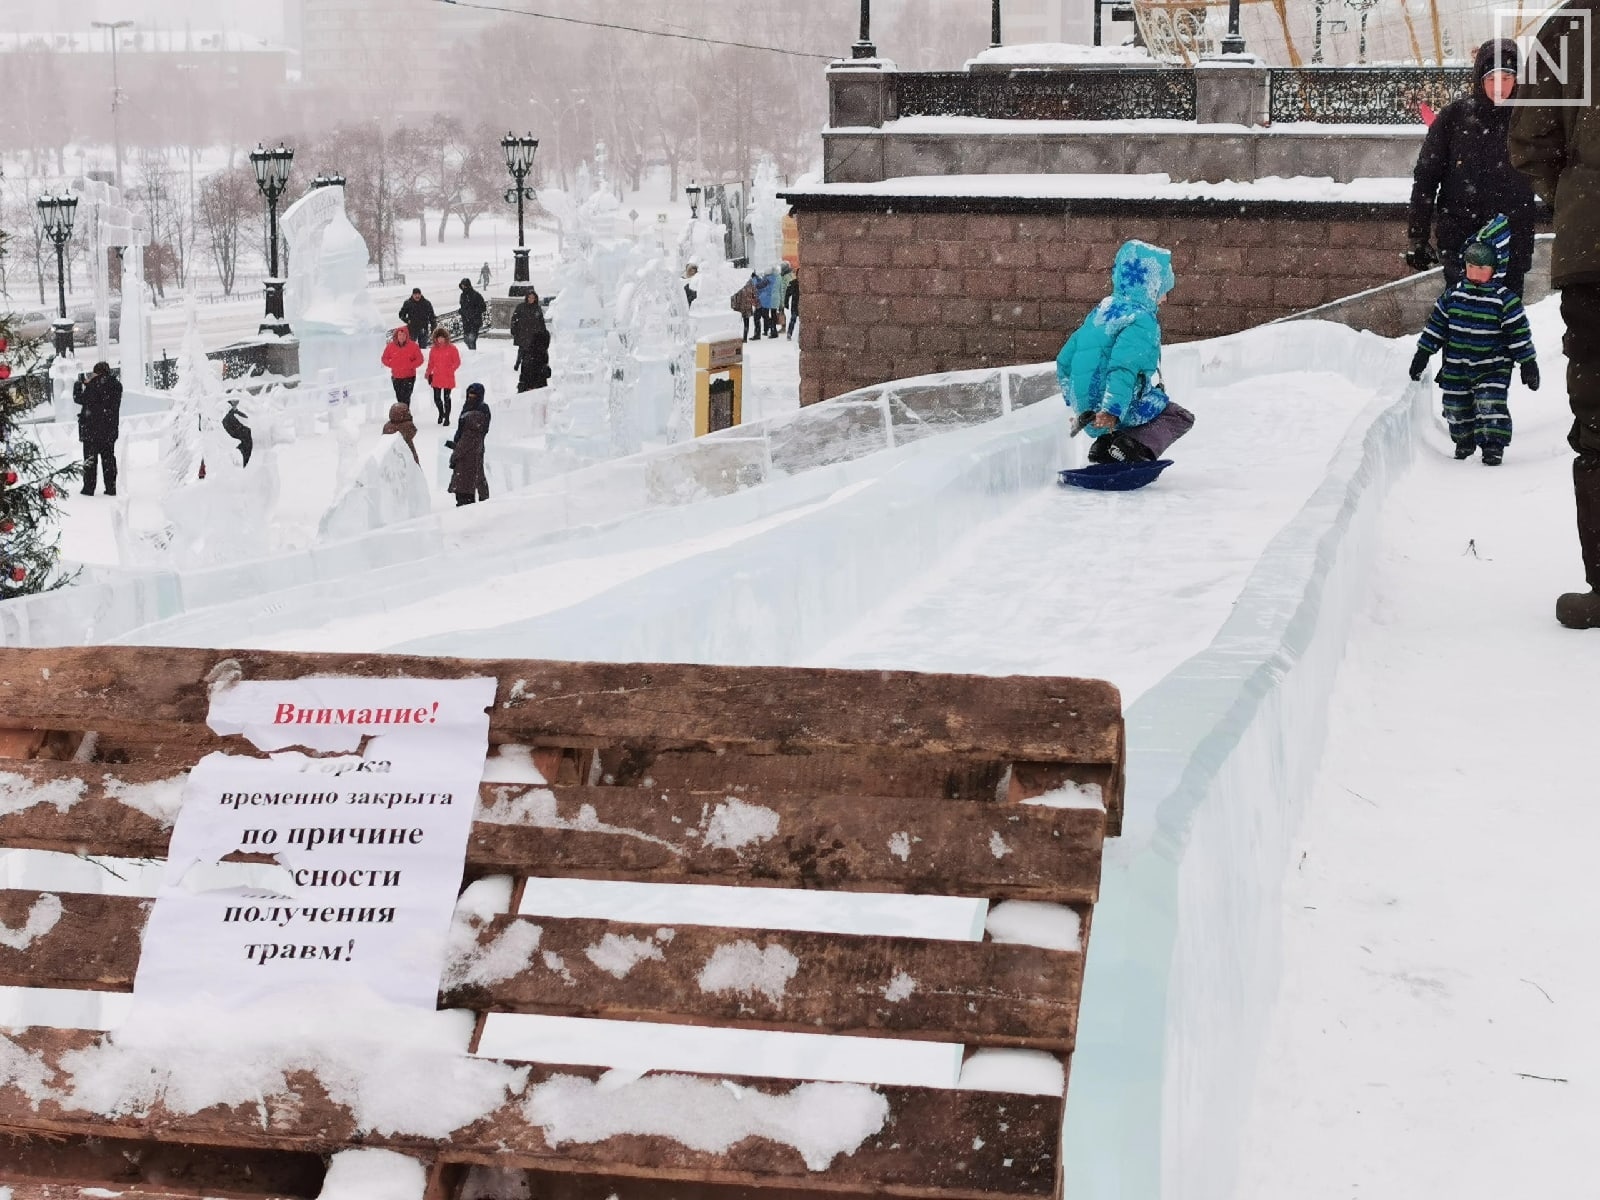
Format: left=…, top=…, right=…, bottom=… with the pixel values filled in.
left=1269, top=66, right=1473, bottom=125
left=896, top=67, right=1198, bottom=121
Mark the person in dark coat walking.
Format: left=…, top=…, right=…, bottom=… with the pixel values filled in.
left=733, top=274, right=760, bottom=341
left=75, top=360, right=122, bottom=496
left=445, top=382, right=491, bottom=506
left=398, top=288, right=436, bottom=348
left=478, top=262, right=492, bottom=289
left=510, top=293, right=551, bottom=393
left=1408, top=39, right=1538, bottom=296
left=1509, top=1, right=1600, bottom=625
left=457, top=278, right=487, bottom=350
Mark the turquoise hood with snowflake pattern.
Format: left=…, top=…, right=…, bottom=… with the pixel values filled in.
left=1056, top=240, right=1175, bottom=431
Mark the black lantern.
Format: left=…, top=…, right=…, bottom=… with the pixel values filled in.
left=501, top=131, right=539, bottom=292
left=36, top=193, right=78, bottom=357
left=311, top=172, right=346, bottom=189
left=852, top=0, right=876, bottom=59
left=1221, top=0, right=1247, bottom=55
left=249, top=142, right=295, bottom=335
left=685, top=183, right=702, bottom=220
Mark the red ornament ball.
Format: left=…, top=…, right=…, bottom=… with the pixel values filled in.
left=0, top=521, right=12, bottom=533
left=0, top=365, right=10, bottom=381
left=9, top=566, right=24, bottom=582
left=0, top=336, right=9, bottom=352
left=40, top=484, right=56, bottom=500
left=3, top=471, right=16, bottom=486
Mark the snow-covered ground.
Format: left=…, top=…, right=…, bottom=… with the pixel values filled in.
left=1238, top=298, right=1596, bottom=1199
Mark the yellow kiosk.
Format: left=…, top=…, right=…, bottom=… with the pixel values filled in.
left=694, top=336, right=744, bottom=436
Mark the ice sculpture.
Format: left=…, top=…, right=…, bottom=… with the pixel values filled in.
left=280, top=183, right=386, bottom=380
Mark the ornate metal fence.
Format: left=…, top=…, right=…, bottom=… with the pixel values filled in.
left=896, top=68, right=1198, bottom=121
left=1269, top=66, right=1473, bottom=125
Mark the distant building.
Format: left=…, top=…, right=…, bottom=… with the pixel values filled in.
left=295, top=0, right=497, bottom=118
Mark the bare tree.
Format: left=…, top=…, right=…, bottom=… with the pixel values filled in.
left=196, top=167, right=258, bottom=297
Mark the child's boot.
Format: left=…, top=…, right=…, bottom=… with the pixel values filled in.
left=1454, top=441, right=1476, bottom=460
left=1482, top=447, right=1504, bottom=466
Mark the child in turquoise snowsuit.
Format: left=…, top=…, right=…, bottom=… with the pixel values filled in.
left=1057, top=239, right=1195, bottom=464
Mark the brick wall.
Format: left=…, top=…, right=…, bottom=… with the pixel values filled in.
left=793, top=204, right=1412, bottom=407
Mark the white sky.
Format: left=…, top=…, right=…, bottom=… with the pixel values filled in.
left=0, top=0, right=285, bottom=42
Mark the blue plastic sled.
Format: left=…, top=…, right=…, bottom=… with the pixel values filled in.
left=1058, top=459, right=1174, bottom=491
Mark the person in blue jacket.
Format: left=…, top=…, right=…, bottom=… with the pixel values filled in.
left=756, top=269, right=780, bottom=338
left=1057, top=239, right=1195, bottom=465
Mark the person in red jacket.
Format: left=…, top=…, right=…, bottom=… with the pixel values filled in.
left=380, top=326, right=424, bottom=407
left=426, top=327, right=461, bottom=425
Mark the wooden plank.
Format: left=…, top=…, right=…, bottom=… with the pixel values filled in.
left=0, top=648, right=1122, bottom=765
left=0, top=1028, right=1063, bottom=1200
left=598, top=748, right=1009, bottom=802
left=0, top=1130, right=325, bottom=1196
left=0, top=892, right=1083, bottom=1051
left=0, top=763, right=1105, bottom=902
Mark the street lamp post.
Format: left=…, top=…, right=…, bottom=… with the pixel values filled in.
left=685, top=184, right=702, bottom=220
left=36, top=194, right=79, bottom=358
left=852, top=0, right=876, bottom=59
left=501, top=132, right=539, bottom=295
left=249, top=142, right=294, bottom=336
left=90, top=20, right=134, bottom=191
left=992, top=0, right=1003, bottom=48
left=1221, top=0, right=1247, bottom=55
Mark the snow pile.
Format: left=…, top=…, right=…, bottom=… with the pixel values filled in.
left=525, top=1072, right=889, bottom=1171
left=9, top=995, right=528, bottom=1139
left=788, top=173, right=1413, bottom=207
left=882, top=971, right=916, bottom=1003
left=985, top=901, right=1081, bottom=952
left=479, top=745, right=549, bottom=785
left=1022, top=781, right=1104, bottom=810
left=584, top=933, right=665, bottom=979
left=701, top=798, right=780, bottom=851
left=966, top=42, right=1156, bottom=67
left=0, top=771, right=83, bottom=818
left=318, top=433, right=433, bottom=543
left=0, top=894, right=62, bottom=951
left=317, top=1149, right=426, bottom=1200
left=697, top=941, right=800, bottom=1003
left=102, top=773, right=187, bottom=826
left=958, top=1049, right=1065, bottom=1096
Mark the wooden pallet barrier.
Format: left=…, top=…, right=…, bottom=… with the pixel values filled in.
left=0, top=646, right=1123, bottom=1200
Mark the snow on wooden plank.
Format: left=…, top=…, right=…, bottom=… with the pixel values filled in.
left=0, top=764, right=1105, bottom=902
left=0, top=1027, right=1063, bottom=1199
left=0, top=892, right=1083, bottom=1051
left=0, top=648, right=1122, bottom=765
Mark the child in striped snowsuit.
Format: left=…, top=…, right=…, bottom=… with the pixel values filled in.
left=1409, top=213, right=1540, bottom=465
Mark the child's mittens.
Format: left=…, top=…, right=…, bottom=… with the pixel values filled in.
left=1521, top=361, right=1541, bottom=391
left=1409, top=350, right=1432, bottom=381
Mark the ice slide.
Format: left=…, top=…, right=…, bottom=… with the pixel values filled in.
left=5, top=317, right=1431, bottom=1200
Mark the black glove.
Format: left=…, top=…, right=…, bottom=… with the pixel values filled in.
left=1409, top=350, right=1431, bottom=382
left=1403, top=241, right=1439, bottom=272
left=1522, top=361, right=1541, bottom=391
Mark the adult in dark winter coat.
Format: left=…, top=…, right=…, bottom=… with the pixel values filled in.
left=783, top=265, right=800, bottom=340
left=75, top=360, right=122, bottom=496
left=457, top=278, right=487, bottom=350
left=398, top=288, right=436, bottom=348
left=509, top=293, right=551, bottom=393
left=1509, top=1, right=1600, bottom=625
left=446, top=383, right=491, bottom=505
left=1408, top=39, right=1538, bottom=296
